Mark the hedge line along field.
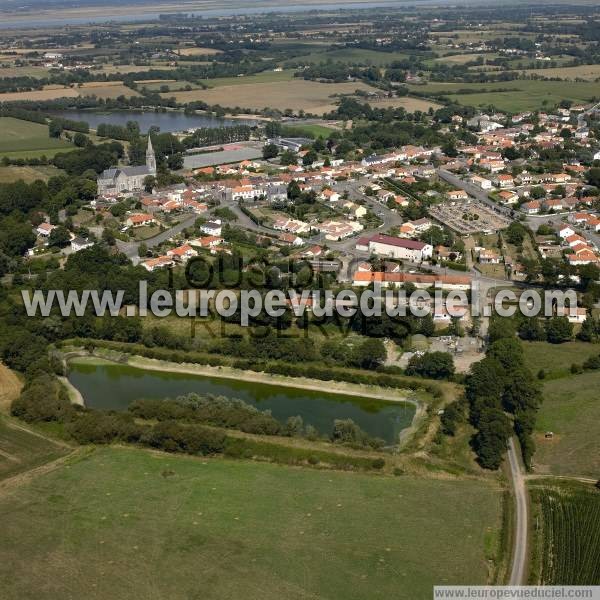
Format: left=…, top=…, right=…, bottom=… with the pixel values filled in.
left=0, top=446, right=503, bottom=600
left=530, top=480, right=600, bottom=585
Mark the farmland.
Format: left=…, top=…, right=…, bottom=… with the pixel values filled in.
left=0, top=446, right=504, bottom=600
left=0, top=117, right=73, bottom=159
left=410, top=80, right=600, bottom=112
left=163, top=79, right=378, bottom=115
left=0, top=81, right=140, bottom=103
left=0, top=418, right=68, bottom=482
left=0, top=164, right=63, bottom=183
left=366, top=97, right=443, bottom=112
left=522, top=341, right=600, bottom=379
left=515, top=64, right=600, bottom=81
left=534, top=370, right=600, bottom=479
left=529, top=480, right=600, bottom=585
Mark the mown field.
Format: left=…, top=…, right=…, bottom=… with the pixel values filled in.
left=164, top=79, right=377, bottom=115
left=529, top=480, right=600, bottom=585
left=0, top=446, right=503, bottom=600
left=410, top=80, right=599, bottom=112
left=522, top=341, right=600, bottom=379
left=516, top=64, right=600, bottom=81
left=200, top=69, right=295, bottom=88
left=0, top=117, right=73, bottom=159
left=0, top=81, right=140, bottom=103
left=0, top=164, right=63, bottom=183
left=534, top=370, right=600, bottom=479
left=290, top=47, right=412, bottom=66
left=0, top=418, right=67, bottom=481
left=366, top=96, right=443, bottom=112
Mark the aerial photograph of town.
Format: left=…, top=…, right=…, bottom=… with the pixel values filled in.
left=0, top=0, right=598, bottom=597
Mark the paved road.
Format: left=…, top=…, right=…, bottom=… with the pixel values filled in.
left=116, top=214, right=198, bottom=260
left=507, top=437, right=528, bottom=586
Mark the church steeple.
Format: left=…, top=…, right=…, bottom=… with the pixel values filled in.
left=146, top=136, right=157, bottom=175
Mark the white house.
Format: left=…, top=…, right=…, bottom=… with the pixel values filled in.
left=367, top=234, right=433, bottom=262
left=200, top=220, right=222, bottom=236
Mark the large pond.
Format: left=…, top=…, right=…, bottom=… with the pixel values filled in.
left=67, top=359, right=416, bottom=444
left=48, top=110, right=256, bottom=133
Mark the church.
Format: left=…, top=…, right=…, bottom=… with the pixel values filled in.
left=97, top=137, right=157, bottom=196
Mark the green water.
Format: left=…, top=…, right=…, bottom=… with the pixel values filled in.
left=67, top=360, right=416, bottom=444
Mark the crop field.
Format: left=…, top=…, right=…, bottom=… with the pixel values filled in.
left=0, top=364, right=22, bottom=413
left=200, top=69, right=295, bottom=88
left=177, top=46, right=222, bottom=56
left=164, top=79, right=378, bottom=115
left=290, top=48, right=412, bottom=66
left=515, top=64, right=600, bottom=81
left=0, top=418, right=67, bottom=481
left=534, top=370, right=600, bottom=479
left=0, top=446, right=503, bottom=600
left=366, top=96, right=443, bottom=112
left=410, top=80, right=600, bottom=112
left=530, top=481, right=600, bottom=585
left=0, top=81, right=140, bottom=103
left=0, top=117, right=73, bottom=158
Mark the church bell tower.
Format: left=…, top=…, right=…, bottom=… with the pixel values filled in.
left=146, top=136, right=157, bottom=175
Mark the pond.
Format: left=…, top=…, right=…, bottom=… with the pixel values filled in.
left=48, top=109, right=256, bottom=133
left=67, top=359, right=417, bottom=444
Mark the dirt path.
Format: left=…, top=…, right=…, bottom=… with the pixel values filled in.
left=58, top=376, right=85, bottom=406
left=0, top=363, right=22, bottom=413
left=507, top=437, right=528, bottom=585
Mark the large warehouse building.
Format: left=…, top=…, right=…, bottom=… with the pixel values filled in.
left=365, top=234, right=433, bottom=262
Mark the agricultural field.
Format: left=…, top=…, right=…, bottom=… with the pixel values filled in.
left=409, top=80, right=600, bottom=112
left=529, top=480, right=600, bottom=585
left=515, top=64, right=600, bottom=81
left=0, top=418, right=67, bottom=481
left=522, top=341, right=600, bottom=379
left=177, top=46, right=222, bottom=56
left=163, top=79, right=378, bottom=115
left=366, top=96, right=443, bottom=112
left=200, top=69, right=295, bottom=88
left=0, top=364, right=22, bottom=413
left=0, top=81, right=140, bottom=103
left=534, top=370, right=600, bottom=479
left=290, top=48, right=412, bottom=66
left=140, top=80, right=199, bottom=92
left=0, top=117, right=73, bottom=159
left=0, top=446, right=504, bottom=600
left=0, top=164, right=63, bottom=183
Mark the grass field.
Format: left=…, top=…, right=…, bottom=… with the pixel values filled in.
left=0, top=446, right=503, bottom=599
left=522, top=341, right=599, bottom=378
left=0, top=81, right=140, bottom=103
left=0, top=117, right=73, bottom=159
left=529, top=480, right=600, bottom=585
left=367, top=97, right=443, bottom=112
left=0, top=364, right=22, bottom=413
left=516, top=64, right=600, bottom=81
left=534, top=370, right=600, bottom=479
left=0, top=164, right=63, bottom=183
left=177, top=46, right=222, bottom=56
left=200, top=69, right=295, bottom=88
left=410, top=80, right=600, bottom=112
left=0, top=418, right=67, bottom=481
left=164, top=79, right=377, bottom=114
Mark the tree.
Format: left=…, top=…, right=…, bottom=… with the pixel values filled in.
left=351, top=338, right=387, bottom=369
left=279, top=150, right=297, bottom=166
left=472, top=408, right=512, bottom=470
left=577, top=317, right=597, bottom=342
left=545, top=316, right=573, bottom=344
left=143, top=176, right=156, bottom=193
left=406, top=351, right=455, bottom=380
left=586, top=167, right=600, bottom=188
left=302, top=150, right=317, bottom=166
left=48, top=120, right=63, bottom=138
left=505, top=221, right=527, bottom=245
left=73, top=132, right=88, bottom=147
left=138, top=242, right=148, bottom=258
left=262, top=143, right=279, bottom=159
left=47, top=225, right=71, bottom=248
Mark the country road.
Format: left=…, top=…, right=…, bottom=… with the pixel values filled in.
left=507, top=437, right=528, bottom=585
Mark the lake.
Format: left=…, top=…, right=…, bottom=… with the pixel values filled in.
left=48, top=110, right=256, bottom=133
left=67, top=359, right=416, bottom=444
